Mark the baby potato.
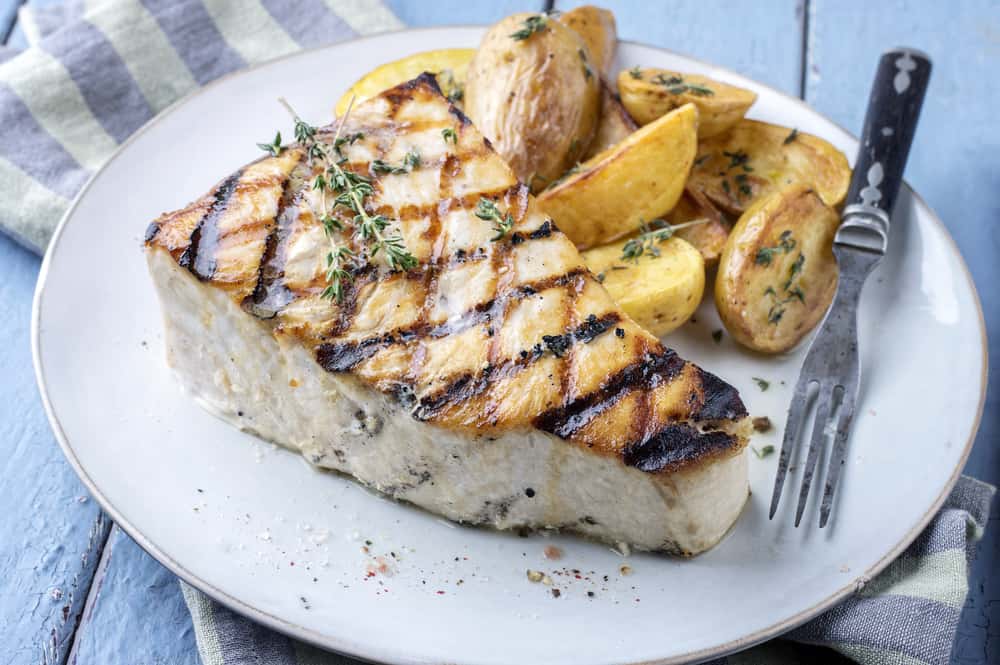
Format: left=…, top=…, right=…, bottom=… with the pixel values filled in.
left=688, top=119, right=851, bottom=216
left=558, top=5, right=618, bottom=76
left=583, top=235, right=705, bottom=337
left=334, top=48, right=474, bottom=116
left=715, top=184, right=840, bottom=354
left=583, top=83, right=638, bottom=159
left=538, top=103, right=697, bottom=249
left=618, top=67, right=756, bottom=137
left=666, top=188, right=730, bottom=266
left=464, top=13, right=600, bottom=192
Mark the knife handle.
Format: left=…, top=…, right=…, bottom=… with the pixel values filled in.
left=843, top=48, right=931, bottom=225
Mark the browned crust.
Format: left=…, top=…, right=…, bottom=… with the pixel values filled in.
left=145, top=75, right=749, bottom=475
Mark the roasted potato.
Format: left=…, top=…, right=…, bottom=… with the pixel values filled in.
left=666, top=187, right=730, bottom=266
left=617, top=67, right=756, bottom=137
left=335, top=48, right=474, bottom=116
left=538, top=103, right=697, bottom=249
left=464, top=13, right=600, bottom=191
left=583, top=234, right=705, bottom=337
left=715, top=184, right=839, bottom=353
left=583, top=82, right=638, bottom=159
left=688, top=119, right=851, bottom=216
left=558, top=5, right=617, bottom=76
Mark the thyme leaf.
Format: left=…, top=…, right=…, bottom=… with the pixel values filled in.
left=474, top=198, right=515, bottom=241
left=511, top=14, right=547, bottom=41
left=256, top=131, right=282, bottom=157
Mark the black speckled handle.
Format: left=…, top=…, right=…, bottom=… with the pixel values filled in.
left=845, top=48, right=931, bottom=218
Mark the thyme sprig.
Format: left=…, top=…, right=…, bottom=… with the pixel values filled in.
left=277, top=97, right=417, bottom=301
left=620, top=218, right=712, bottom=263
left=257, top=131, right=283, bottom=157
left=474, top=198, right=514, bottom=241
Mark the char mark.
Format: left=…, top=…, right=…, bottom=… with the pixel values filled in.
left=414, top=311, right=621, bottom=423
left=144, top=221, right=160, bottom=243
left=623, top=424, right=737, bottom=473
left=245, top=171, right=301, bottom=318
left=316, top=333, right=395, bottom=373
left=691, top=368, right=748, bottom=421
left=178, top=172, right=242, bottom=281
left=528, top=220, right=554, bottom=240
left=534, top=350, right=685, bottom=439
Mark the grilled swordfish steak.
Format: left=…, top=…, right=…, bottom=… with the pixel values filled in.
left=145, top=74, right=751, bottom=555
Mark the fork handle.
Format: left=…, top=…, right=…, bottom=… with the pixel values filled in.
left=843, top=48, right=931, bottom=223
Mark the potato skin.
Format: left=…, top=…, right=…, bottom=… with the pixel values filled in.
left=715, top=184, right=840, bottom=353
left=583, top=236, right=705, bottom=337
left=666, top=187, right=730, bottom=266
left=334, top=48, right=474, bottom=116
left=583, top=82, right=638, bottom=159
left=538, top=103, right=698, bottom=249
left=617, top=67, right=756, bottom=137
left=464, top=13, right=600, bottom=191
left=558, top=5, right=617, bottom=76
left=688, top=119, right=851, bottom=216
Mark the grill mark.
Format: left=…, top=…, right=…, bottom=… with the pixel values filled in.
left=377, top=183, right=523, bottom=222
left=691, top=368, right=748, bottom=420
left=178, top=172, right=242, bottom=281
left=622, top=424, right=738, bottom=473
left=534, top=349, right=686, bottom=439
left=245, top=168, right=303, bottom=318
left=415, top=311, right=621, bottom=422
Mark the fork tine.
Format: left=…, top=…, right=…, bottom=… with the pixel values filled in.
left=769, top=377, right=812, bottom=519
left=794, top=383, right=835, bottom=527
left=818, top=386, right=858, bottom=527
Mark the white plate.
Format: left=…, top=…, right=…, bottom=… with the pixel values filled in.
left=33, top=27, right=986, bottom=665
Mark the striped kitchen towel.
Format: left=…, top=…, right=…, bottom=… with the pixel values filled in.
left=2, top=2, right=994, bottom=665
left=0, top=0, right=401, bottom=251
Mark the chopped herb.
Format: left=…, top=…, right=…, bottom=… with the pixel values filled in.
left=711, top=329, right=723, bottom=344
left=752, top=416, right=772, bottom=433
left=752, top=444, right=775, bottom=459
left=511, top=14, right=547, bottom=41
left=651, top=72, right=713, bottom=96
left=371, top=160, right=407, bottom=175
left=595, top=272, right=606, bottom=283
left=256, top=131, right=282, bottom=157
left=579, top=49, right=594, bottom=80
left=752, top=377, right=770, bottom=391
left=441, top=127, right=457, bottom=144
left=787, top=285, right=806, bottom=303
left=721, top=179, right=731, bottom=194
left=628, top=65, right=643, bottom=79
left=755, top=230, right=796, bottom=266
left=783, top=128, right=799, bottom=145
left=620, top=218, right=711, bottom=263
left=403, top=149, right=421, bottom=170
left=767, top=306, right=785, bottom=325
left=723, top=150, right=750, bottom=170
left=474, top=197, right=514, bottom=241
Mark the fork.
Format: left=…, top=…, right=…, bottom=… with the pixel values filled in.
left=769, top=48, right=931, bottom=528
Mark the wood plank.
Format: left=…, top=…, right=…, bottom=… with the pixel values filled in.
left=384, top=0, right=546, bottom=27
left=555, top=0, right=805, bottom=96
left=0, top=235, right=112, bottom=665
left=806, top=2, right=999, bottom=663
left=67, top=526, right=199, bottom=665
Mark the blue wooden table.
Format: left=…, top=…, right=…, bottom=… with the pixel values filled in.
left=1, top=1, right=996, bottom=663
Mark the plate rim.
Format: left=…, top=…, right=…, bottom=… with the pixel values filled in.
left=30, top=25, right=989, bottom=665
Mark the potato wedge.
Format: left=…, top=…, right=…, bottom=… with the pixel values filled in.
left=617, top=67, right=756, bottom=137
left=335, top=48, right=474, bottom=116
left=666, top=188, right=730, bottom=266
left=688, top=119, right=851, bottom=216
left=715, top=184, right=839, bottom=353
left=583, top=82, right=638, bottom=159
left=558, top=5, right=617, bottom=76
left=583, top=235, right=705, bottom=337
left=465, top=13, right=600, bottom=192
left=538, top=103, right=697, bottom=249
